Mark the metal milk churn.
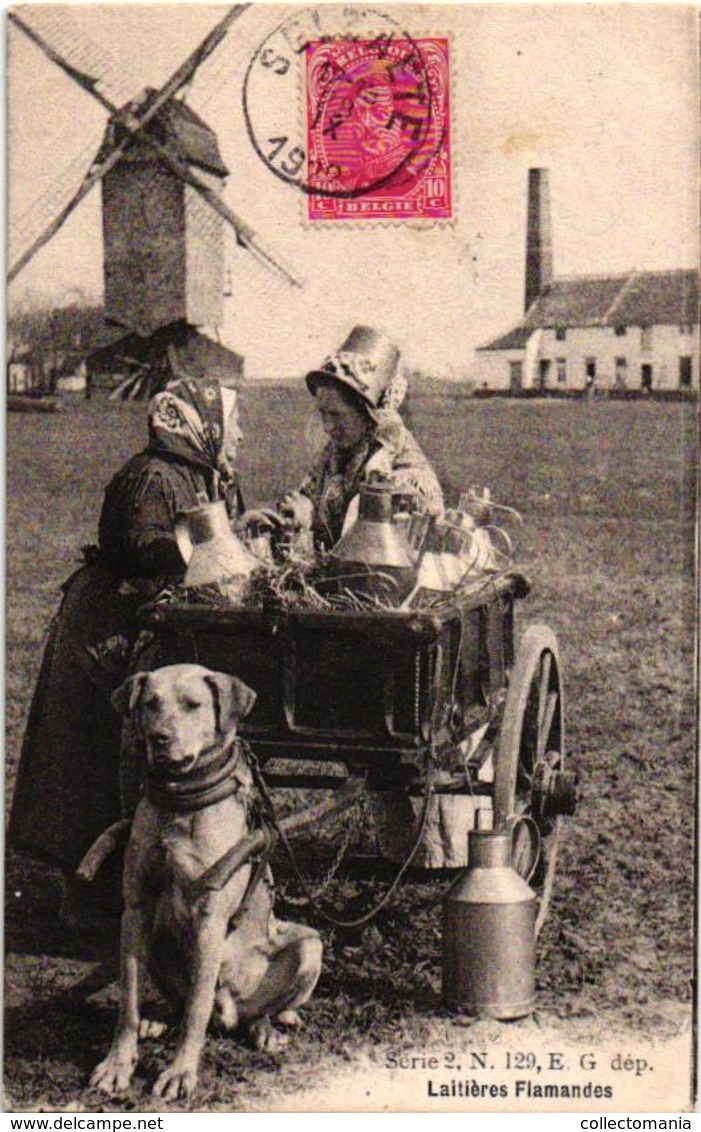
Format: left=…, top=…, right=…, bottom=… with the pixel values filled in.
left=329, top=482, right=416, bottom=597
left=175, top=500, right=259, bottom=588
left=332, top=481, right=415, bottom=570
left=442, top=828, right=536, bottom=1019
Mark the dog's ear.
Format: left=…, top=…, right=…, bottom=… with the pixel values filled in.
left=204, top=672, right=257, bottom=733
left=112, top=672, right=149, bottom=717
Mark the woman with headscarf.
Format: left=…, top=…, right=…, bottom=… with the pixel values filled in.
left=9, top=376, right=243, bottom=879
left=281, top=326, right=444, bottom=546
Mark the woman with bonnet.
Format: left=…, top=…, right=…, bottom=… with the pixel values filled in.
left=281, top=326, right=444, bottom=544
left=281, top=328, right=469, bottom=868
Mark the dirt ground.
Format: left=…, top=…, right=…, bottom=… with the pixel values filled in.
left=4, top=393, right=697, bottom=1112
left=3, top=845, right=694, bottom=1112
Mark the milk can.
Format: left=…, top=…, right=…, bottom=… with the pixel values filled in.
left=175, top=501, right=259, bottom=588
left=332, top=482, right=415, bottom=570
left=442, top=828, right=536, bottom=1019
left=327, top=482, right=416, bottom=597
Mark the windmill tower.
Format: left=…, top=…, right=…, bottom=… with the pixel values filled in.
left=8, top=7, right=300, bottom=398
left=101, top=92, right=228, bottom=337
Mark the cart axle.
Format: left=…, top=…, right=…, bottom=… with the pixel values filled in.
left=533, top=762, right=578, bottom=819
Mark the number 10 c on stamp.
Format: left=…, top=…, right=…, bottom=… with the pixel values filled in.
left=305, top=37, right=452, bottom=222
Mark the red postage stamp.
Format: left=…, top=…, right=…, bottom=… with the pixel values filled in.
left=305, top=37, right=451, bottom=222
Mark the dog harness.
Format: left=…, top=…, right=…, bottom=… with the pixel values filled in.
left=144, top=737, right=278, bottom=907
left=145, top=737, right=252, bottom=814
left=77, top=739, right=278, bottom=909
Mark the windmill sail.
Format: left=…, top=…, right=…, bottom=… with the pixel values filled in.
left=10, top=6, right=136, bottom=108
left=8, top=133, right=104, bottom=268
left=8, top=4, right=300, bottom=290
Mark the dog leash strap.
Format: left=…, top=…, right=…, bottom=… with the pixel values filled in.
left=241, top=738, right=439, bottom=930
left=194, top=823, right=278, bottom=895
left=76, top=818, right=133, bottom=882
left=229, top=834, right=276, bottom=927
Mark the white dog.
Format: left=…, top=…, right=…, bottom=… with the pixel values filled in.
left=90, top=663, right=322, bottom=1100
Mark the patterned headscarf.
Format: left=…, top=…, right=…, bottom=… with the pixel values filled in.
left=148, top=377, right=228, bottom=470
left=147, top=377, right=242, bottom=507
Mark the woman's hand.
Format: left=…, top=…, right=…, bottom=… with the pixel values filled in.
left=279, top=492, right=314, bottom=530
left=234, top=507, right=283, bottom=535
left=235, top=495, right=314, bottom=536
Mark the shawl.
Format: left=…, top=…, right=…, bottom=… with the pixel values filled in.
left=299, top=422, right=444, bottom=548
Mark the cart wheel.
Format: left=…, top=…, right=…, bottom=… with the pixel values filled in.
left=493, top=624, right=567, bottom=937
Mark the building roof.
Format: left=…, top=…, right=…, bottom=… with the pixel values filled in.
left=477, top=326, right=532, bottom=352
left=479, top=269, right=699, bottom=351
left=160, top=98, right=229, bottom=177
left=99, top=92, right=228, bottom=178
left=7, top=339, right=36, bottom=362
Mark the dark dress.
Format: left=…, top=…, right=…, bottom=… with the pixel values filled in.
left=8, top=449, right=241, bottom=871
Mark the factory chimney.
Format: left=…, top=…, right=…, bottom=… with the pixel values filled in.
left=524, top=168, right=553, bottom=313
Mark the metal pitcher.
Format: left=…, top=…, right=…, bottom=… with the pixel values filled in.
left=175, top=500, right=259, bottom=589
left=331, top=482, right=416, bottom=570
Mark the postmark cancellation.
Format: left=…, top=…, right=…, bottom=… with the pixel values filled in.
left=305, top=36, right=452, bottom=222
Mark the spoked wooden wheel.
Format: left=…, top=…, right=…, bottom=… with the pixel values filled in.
left=494, top=624, right=572, bottom=937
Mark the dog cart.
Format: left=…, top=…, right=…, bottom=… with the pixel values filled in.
left=138, top=569, right=576, bottom=934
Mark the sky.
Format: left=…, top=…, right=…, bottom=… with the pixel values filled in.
left=7, top=3, right=699, bottom=379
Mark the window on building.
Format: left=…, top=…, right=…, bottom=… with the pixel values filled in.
left=640, top=325, right=653, bottom=352
left=509, top=361, right=523, bottom=392
left=555, top=328, right=567, bottom=342
left=641, top=363, right=653, bottom=391
left=585, top=358, right=597, bottom=384
left=614, top=325, right=627, bottom=337
left=679, top=356, right=693, bottom=388
left=556, top=358, right=567, bottom=384
left=679, top=325, right=694, bottom=336
left=614, top=357, right=628, bottom=389
left=538, top=359, right=551, bottom=389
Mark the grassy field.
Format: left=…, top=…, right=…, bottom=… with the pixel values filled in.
left=4, top=390, right=697, bottom=1111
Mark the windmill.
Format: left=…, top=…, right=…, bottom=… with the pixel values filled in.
left=8, top=6, right=301, bottom=398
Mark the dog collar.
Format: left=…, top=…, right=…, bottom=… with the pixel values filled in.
left=145, top=738, right=250, bottom=814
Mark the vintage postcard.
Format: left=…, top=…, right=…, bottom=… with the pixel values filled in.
left=5, top=2, right=698, bottom=1116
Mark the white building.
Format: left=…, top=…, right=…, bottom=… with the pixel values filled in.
left=7, top=341, right=44, bottom=394
left=476, top=268, right=699, bottom=394
left=474, top=170, right=698, bottom=394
